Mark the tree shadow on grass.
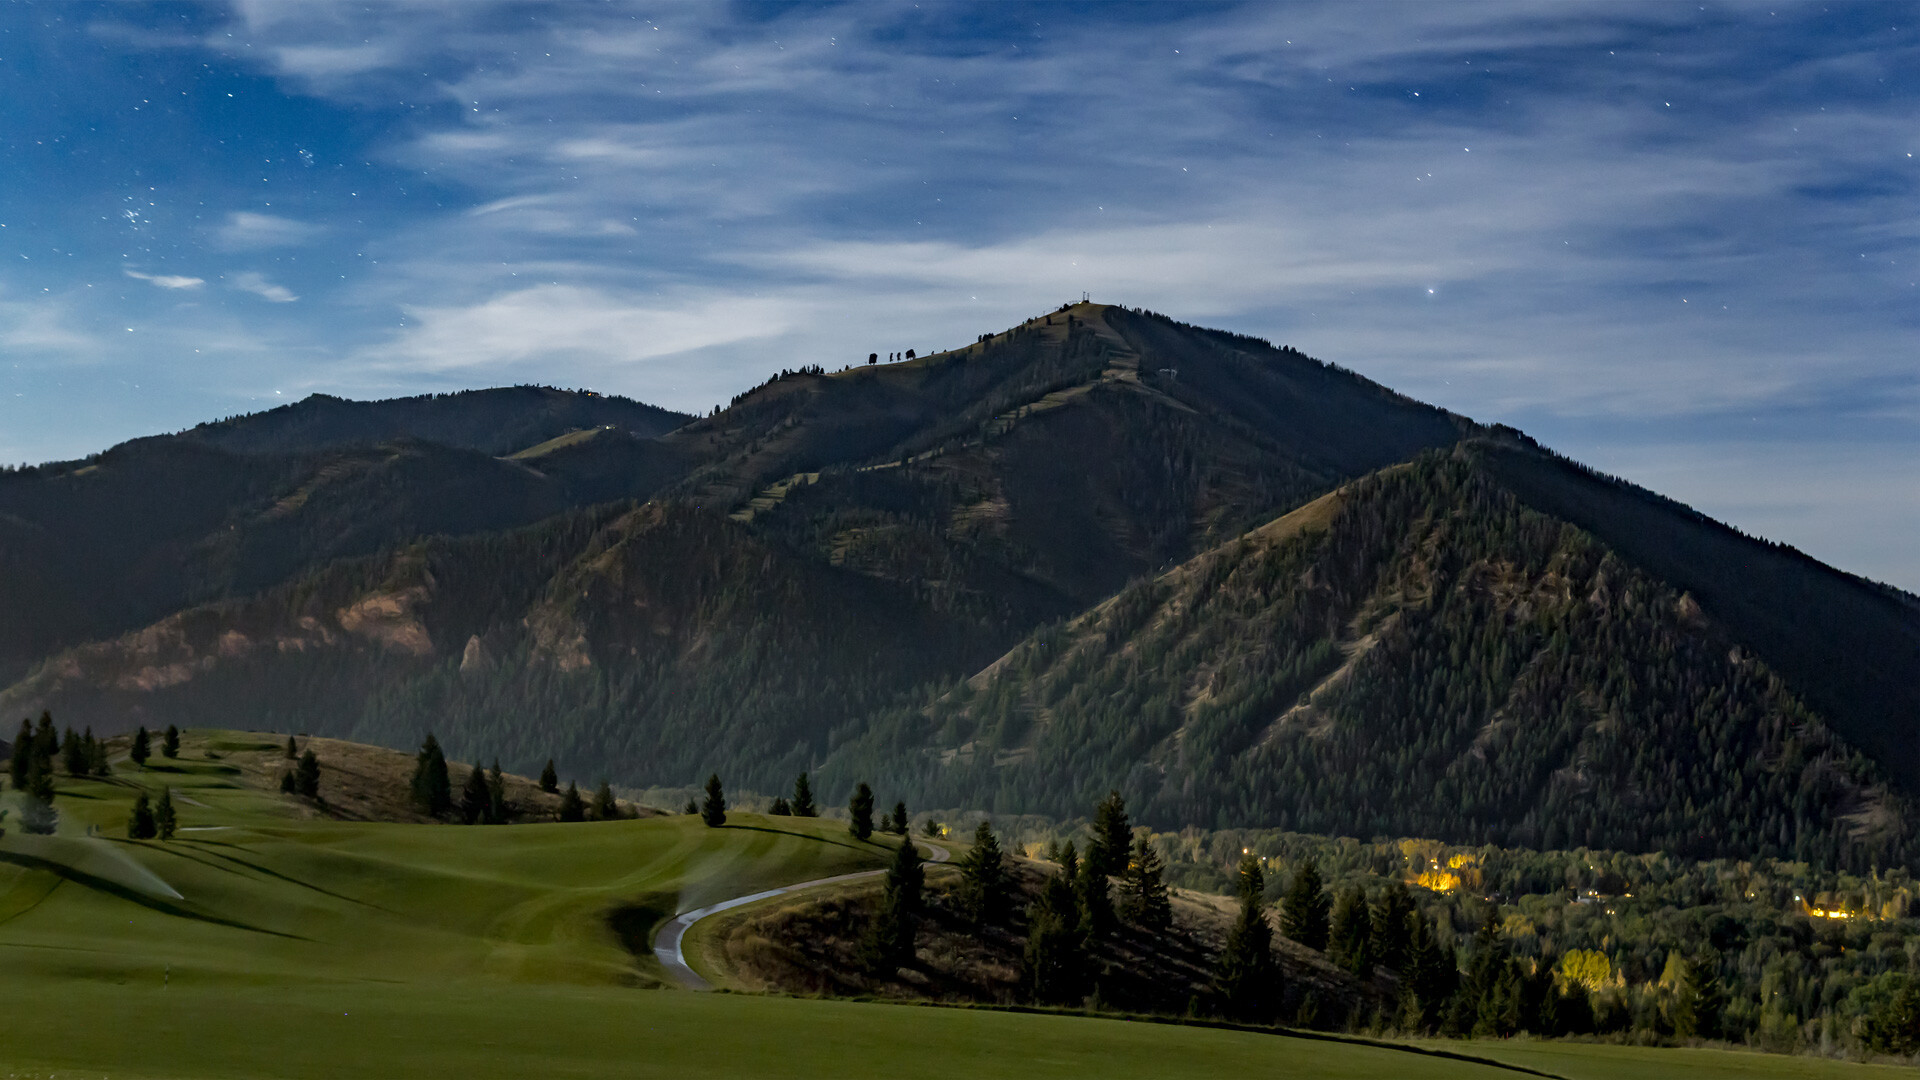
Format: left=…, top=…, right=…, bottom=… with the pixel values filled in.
left=0, top=847, right=307, bottom=939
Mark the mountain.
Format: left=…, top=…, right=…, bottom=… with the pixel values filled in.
left=843, top=446, right=1908, bottom=870
left=3, top=302, right=1917, bottom=870
left=0, top=390, right=695, bottom=682
left=155, top=385, right=691, bottom=456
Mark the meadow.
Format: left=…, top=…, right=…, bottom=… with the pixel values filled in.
left=0, top=732, right=1906, bottom=1079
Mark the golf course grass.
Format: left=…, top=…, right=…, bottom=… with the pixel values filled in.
left=0, top=731, right=1905, bottom=1078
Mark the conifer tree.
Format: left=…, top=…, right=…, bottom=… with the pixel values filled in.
left=921, top=819, right=941, bottom=837
left=791, top=772, right=817, bottom=817
left=958, top=821, right=1010, bottom=923
left=1404, top=916, right=1459, bottom=1028
left=1370, top=881, right=1415, bottom=971
left=1281, top=858, right=1330, bottom=950
left=1328, top=887, right=1373, bottom=974
left=128, top=792, right=157, bottom=839
left=682, top=799, right=698, bottom=815
left=18, top=756, right=56, bottom=834
left=7, top=718, right=31, bottom=790
left=538, top=759, right=559, bottom=794
left=130, top=726, right=151, bottom=768
left=848, top=781, right=875, bottom=840
left=858, top=836, right=924, bottom=971
left=295, top=749, right=321, bottom=799
left=410, top=734, right=453, bottom=817
left=161, top=725, right=180, bottom=759
left=280, top=769, right=297, bottom=794
left=459, top=763, right=492, bottom=824
left=61, top=727, right=88, bottom=777
left=33, top=713, right=54, bottom=774
left=285, top=735, right=298, bottom=759
left=1088, top=790, right=1132, bottom=877
left=1214, top=853, right=1278, bottom=1022
left=558, top=781, right=587, bottom=822
left=487, top=759, right=506, bottom=823
left=889, top=800, right=909, bottom=835
left=155, top=788, right=178, bottom=840
left=591, top=780, right=618, bottom=821
left=88, top=732, right=109, bottom=777
left=1022, top=860, right=1089, bottom=1004
left=1118, top=835, right=1171, bottom=932
left=1075, top=849, right=1116, bottom=939
left=769, top=796, right=791, bottom=815
left=701, top=773, right=727, bottom=827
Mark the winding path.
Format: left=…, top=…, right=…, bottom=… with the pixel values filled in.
left=653, top=839, right=950, bottom=991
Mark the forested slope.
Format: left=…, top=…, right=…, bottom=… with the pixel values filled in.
left=838, top=448, right=1909, bottom=870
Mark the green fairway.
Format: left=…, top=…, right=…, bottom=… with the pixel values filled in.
left=0, top=731, right=1904, bottom=1078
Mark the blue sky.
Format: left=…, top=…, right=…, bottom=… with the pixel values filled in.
left=1, top=1, right=1916, bottom=588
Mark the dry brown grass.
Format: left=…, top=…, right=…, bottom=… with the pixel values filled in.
left=177, top=728, right=653, bottom=823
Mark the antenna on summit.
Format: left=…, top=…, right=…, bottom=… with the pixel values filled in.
left=1081, top=291, right=1090, bottom=303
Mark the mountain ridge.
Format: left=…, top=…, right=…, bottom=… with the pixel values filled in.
left=1, top=303, right=1914, bottom=870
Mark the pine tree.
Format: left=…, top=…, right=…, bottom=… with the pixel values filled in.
left=1118, top=835, right=1171, bottom=932
left=8, top=718, right=31, bottom=790
left=1023, top=861, right=1089, bottom=1004
left=769, top=796, right=792, bottom=815
left=161, top=725, right=180, bottom=759
left=848, top=781, right=875, bottom=840
left=130, top=726, right=151, bottom=768
left=792, top=772, right=817, bottom=817
left=682, top=799, right=698, bottom=815
left=88, top=732, right=109, bottom=777
left=958, top=821, right=1010, bottom=923
left=155, top=788, right=178, bottom=840
left=1075, top=850, right=1116, bottom=940
left=538, top=759, right=559, bottom=794
left=295, top=749, right=321, bottom=799
left=1281, top=858, right=1330, bottom=951
left=61, top=727, right=87, bottom=777
left=280, top=769, right=297, bottom=794
left=285, top=735, right=298, bottom=759
left=18, top=755, right=56, bottom=834
left=591, top=780, right=618, bottom=821
left=487, top=759, right=506, bottom=823
left=701, top=773, right=727, bottom=827
left=1214, top=853, right=1278, bottom=1022
left=888, top=800, right=909, bottom=835
left=33, top=713, right=54, bottom=775
left=1328, top=887, right=1374, bottom=974
left=1409, top=919, right=1460, bottom=1030
left=127, top=792, right=157, bottom=839
left=558, top=781, right=586, bottom=822
left=1088, top=790, right=1132, bottom=878
left=1688, top=952, right=1726, bottom=1040
left=1370, top=881, right=1415, bottom=971
left=858, top=837, right=924, bottom=971
left=410, top=734, right=453, bottom=817
left=460, top=764, right=492, bottom=824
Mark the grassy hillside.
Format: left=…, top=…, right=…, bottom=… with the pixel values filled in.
left=0, top=731, right=1898, bottom=1080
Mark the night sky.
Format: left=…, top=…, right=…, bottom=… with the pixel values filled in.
left=1, top=2, right=1915, bottom=588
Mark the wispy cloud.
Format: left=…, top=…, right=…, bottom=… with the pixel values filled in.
left=124, top=269, right=205, bottom=290
left=214, top=212, right=324, bottom=251
left=230, top=272, right=299, bottom=303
